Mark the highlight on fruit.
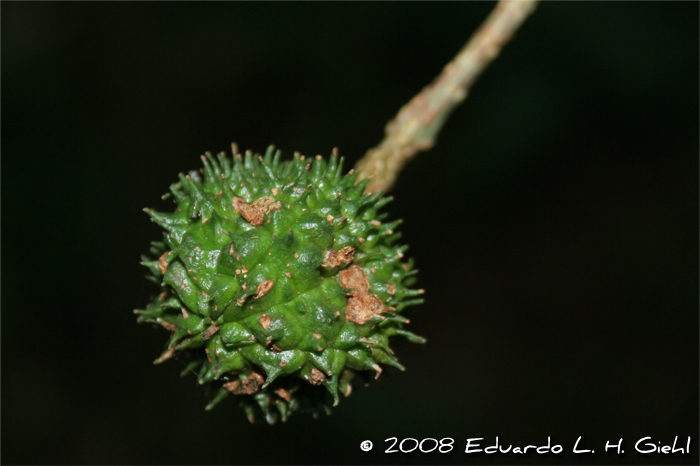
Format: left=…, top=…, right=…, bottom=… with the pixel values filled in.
left=136, top=145, right=425, bottom=424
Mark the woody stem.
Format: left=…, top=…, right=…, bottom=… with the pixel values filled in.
left=355, top=0, right=539, bottom=193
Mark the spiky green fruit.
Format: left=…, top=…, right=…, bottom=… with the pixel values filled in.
left=136, top=146, right=425, bottom=424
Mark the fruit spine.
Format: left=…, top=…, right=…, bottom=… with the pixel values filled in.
left=136, top=146, right=424, bottom=424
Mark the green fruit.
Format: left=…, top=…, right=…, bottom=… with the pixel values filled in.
left=136, top=145, right=425, bottom=424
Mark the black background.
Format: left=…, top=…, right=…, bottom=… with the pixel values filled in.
left=3, top=2, right=698, bottom=465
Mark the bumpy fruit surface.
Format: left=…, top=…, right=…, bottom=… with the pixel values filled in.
left=136, top=146, right=424, bottom=424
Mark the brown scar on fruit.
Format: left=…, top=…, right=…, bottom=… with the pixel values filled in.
left=233, top=196, right=281, bottom=226
left=157, top=318, right=177, bottom=332
left=326, top=214, right=334, bottom=225
left=345, top=294, right=386, bottom=325
left=227, top=371, right=265, bottom=395
left=271, top=187, right=279, bottom=196
left=313, top=333, right=322, bottom=339
left=223, top=380, right=240, bottom=393
left=370, top=220, right=381, bottom=227
left=322, top=246, right=355, bottom=268
left=387, top=284, right=397, bottom=295
left=258, top=314, right=272, bottom=329
left=158, top=252, right=172, bottom=274
left=201, top=323, right=220, bottom=340
left=340, top=265, right=370, bottom=295
left=309, top=367, right=326, bottom=385
left=154, top=347, right=176, bottom=364
left=340, top=266, right=393, bottom=325
left=254, top=280, right=274, bottom=299
left=274, top=387, right=291, bottom=402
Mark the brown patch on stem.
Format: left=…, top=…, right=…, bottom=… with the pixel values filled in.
left=322, top=246, right=355, bottom=268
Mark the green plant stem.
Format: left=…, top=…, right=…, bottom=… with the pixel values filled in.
left=356, top=0, right=539, bottom=194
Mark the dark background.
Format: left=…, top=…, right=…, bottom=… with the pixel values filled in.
left=2, top=2, right=697, bottom=465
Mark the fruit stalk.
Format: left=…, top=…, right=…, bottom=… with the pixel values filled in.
left=356, top=0, right=539, bottom=194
